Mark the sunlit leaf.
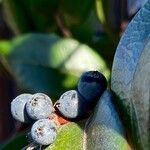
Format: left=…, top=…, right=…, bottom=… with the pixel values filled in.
left=2, top=33, right=109, bottom=99
left=45, top=122, right=84, bottom=150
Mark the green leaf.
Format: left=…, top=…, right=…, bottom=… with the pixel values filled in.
left=70, top=21, right=94, bottom=44
left=45, top=122, right=84, bottom=150
left=111, top=1, right=150, bottom=150
left=22, top=0, right=58, bottom=32
left=4, top=33, right=109, bottom=99
left=91, top=33, right=116, bottom=69
left=58, top=0, right=93, bottom=27
left=1, top=132, right=27, bottom=150
left=95, top=0, right=109, bottom=26
left=85, top=90, right=130, bottom=150
left=3, top=0, right=33, bottom=34
left=2, top=0, right=92, bottom=33
left=2, top=0, right=58, bottom=34
left=0, top=40, right=12, bottom=56
left=95, top=0, right=119, bottom=42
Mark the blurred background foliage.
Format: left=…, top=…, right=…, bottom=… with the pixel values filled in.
left=0, top=0, right=147, bottom=149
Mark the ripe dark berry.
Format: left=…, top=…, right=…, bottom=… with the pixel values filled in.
left=31, top=119, right=57, bottom=145
left=11, top=94, right=32, bottom=123
left=78, top=71, right=107, bottom=103
left=55, top=90, right=86, bottom=119
left=26, top=93, right=53, bottom=120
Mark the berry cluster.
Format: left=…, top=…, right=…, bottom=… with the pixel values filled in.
left=11, top=93, right=57, bottom=146
left=11, top=71, right=107, bottom=148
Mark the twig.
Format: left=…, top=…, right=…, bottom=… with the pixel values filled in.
left=21, top=143, right=41, bottom=150
left=55, top=14, right=72, bottom=37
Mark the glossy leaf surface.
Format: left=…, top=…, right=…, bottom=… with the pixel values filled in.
left=111, top=1, right=150, bottom=149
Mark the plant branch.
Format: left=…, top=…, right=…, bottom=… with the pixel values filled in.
left=55, top=14, right=72, bottom=37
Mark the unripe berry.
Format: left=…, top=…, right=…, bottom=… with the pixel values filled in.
left=26, top=93, right=53, bottom=120
left=55, top=90, right=86, bottom=119
left=11, top=94, right=32, bottom=123
left=31, top=119, right=57, bottom=145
